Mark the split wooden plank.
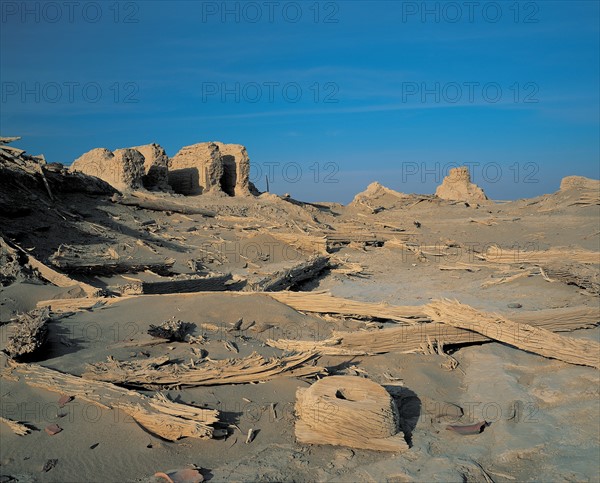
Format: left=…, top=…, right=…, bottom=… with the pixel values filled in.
left=2, top=358, right=220, bottom=440
left=113, top=193, right=216, bottom=217
left=7, top=241, right=101, bottom=297
left=83, top=351, right=322, bottom=388
left=0, top=416, right=30, bottom=435
left=514, top=306, right=600, bottom=329
left=116, top=273, right=242, bottom=295
left=268, top=305, right=599, bottom=356
left=50, top=248, right=176, bottom=276
left=37, top=297, right=121, bottom=313
left=424, top=299, right=600, bottom=369
left=0, top=136, right=22, bottom=145
left=266, top=291, right=427, bottom=323
left=480, top=246, right=599, bottom=265
left=481, top=270, right=533, bottom=288
left=268, top=323, right=491, bottom=355
left=439, top=263, right=481, bottom=272
left=250, top=256, right=329, bottom=292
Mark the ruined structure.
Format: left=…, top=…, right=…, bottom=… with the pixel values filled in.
left=168, top=142, right=223, bottom=196
left=131, top=143, right=170, bottom=191
left=69, top=140, right=255, bottom=196
left=168, top=142, right=253, bottom=196
left=213, top=142, right=253, bottom=196
left=70, top=148, right=145, bottom=191
left=435, top=166, right=488, bottom=202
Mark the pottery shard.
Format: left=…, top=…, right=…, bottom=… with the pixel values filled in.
left=435, top=166, right=488, bottom=202
left=168, top=142, right=223, bottom=196
left=295, top=375, right=408, bottom=452
left=131, top=143, right=170, bottom=191
left=70, top=148, right=145, bottom=191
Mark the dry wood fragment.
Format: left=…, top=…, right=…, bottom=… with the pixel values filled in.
left=42, top=459, right=58, bottom=472
left=148, top=318, right=193, bottom=341
left=541, top=263, right=599, bottom=295
left=295, top=376, right=408, bottom=452
left=424, top=299, right=600, bottom=369
left=117, top=273, right=241, bottom=295
left=36, top=163, right=55, bottom=201
left=480, top=246, right=599, bottom=265
left=250, top=256, right=329, bottom=292
left=0, top=416, right=30, bottom=435
left=4, top=308, right=50, bottom=359
left=439, top=264, right=481, bottom=272
left=83, top=351, right=323, bottom=388
left=481, top=270, right=533, bottom=288
left=268, top=305, right=599, bottom=356
left=113, top=193, right=216, bottom=217
left=6, top=241, right=101, bottom=297
left=266, top=291, right=427, bottom=323
left=50, top=247, right=175, bottom=276
left=2, top=357, right=220, bottom=440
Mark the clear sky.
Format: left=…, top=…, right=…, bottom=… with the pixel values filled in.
left=1, top=0, right=598, bottom=203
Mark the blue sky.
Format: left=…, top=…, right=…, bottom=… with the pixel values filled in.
left=1, top=0, right=598, bottom=202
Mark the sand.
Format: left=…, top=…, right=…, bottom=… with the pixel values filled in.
left=0, top=149, right=599, bottom=482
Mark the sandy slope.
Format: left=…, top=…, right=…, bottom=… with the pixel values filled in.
left=1, top=165, right=599, bottom=482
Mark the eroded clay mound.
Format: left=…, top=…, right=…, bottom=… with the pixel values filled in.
left=351, top=182, right=410, bottom=206
left=435, top=166, right=488, bottom=202
left=559, top=176, right=600, bottom=192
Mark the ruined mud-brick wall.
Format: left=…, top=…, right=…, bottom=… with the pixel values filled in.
left=168, top=142, right=254, bottom=196
left=131, top=143, right=170, bottom=191
left=168, top=142, right=223, bottom=195
left=435, top=166, right=488, bottom=202
left=213, top=142, right=253, bottom=196
left=71, top=140, right=256, bottom=196
left=70, top=148, right=145, bottom=191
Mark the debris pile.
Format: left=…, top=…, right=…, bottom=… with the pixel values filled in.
left=4, top=308, right=51, bottom=359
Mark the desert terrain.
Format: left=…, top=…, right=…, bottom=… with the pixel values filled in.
left=0, top=137, right=599, bottom=483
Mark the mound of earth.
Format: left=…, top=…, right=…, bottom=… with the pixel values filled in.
left=435, top=166, right=488, bottom=202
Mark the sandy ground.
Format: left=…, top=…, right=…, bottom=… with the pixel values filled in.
left=1, top=166, right=599, bottom=482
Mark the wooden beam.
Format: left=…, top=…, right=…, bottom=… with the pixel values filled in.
left=250, top=256, right=329, bottom=292
left=424, top=299, right=600, bottom=369
left=83, top=351, right=322, bottom=388
left=3, top=357, right=220, bottom=441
